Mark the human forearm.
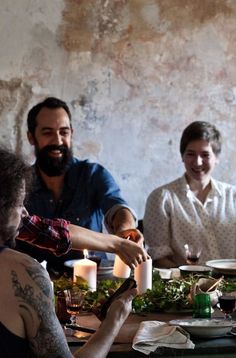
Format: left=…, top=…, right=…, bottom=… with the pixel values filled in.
left=69, top=224, right=120, bottom=252
left=69, top=224, right=148, bottom=268
left=111, top=207, right=136, bottom=233
left=75, top=287, right=136, bottom=358
left=74, top=318, right=122, bottom=358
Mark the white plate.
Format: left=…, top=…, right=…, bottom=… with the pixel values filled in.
left=169, top=318, right=233, bottom=338
left=64, top=259, right=81, bottom=268
left=98, top=260, right=114, bottom=272
left=179, top=265, right=211, bottom=275
left=206, top=259, right=236, bottom=275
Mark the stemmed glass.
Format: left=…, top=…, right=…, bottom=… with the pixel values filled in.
left=219, top=295, right=236, bottom=320
left=64, top=288, right=85, bottom=326
left=184, top=243, right=202, bottom=265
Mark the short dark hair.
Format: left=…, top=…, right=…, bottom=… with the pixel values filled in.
left=27, top=97, right=72, bottom=136
left=0, top=147, right=31, bottom=228
left=180, top=121, right=222, bottom=156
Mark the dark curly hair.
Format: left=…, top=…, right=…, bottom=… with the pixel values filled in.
left=27, top=97, right=72, bottom=137
left=0, top=147, right=31, bottom=235
left=180, top=121, right=222, bottom=156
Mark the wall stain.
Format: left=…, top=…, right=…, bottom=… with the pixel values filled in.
left=0, top=78, right=32, bottom=154
left=59, top=0, right=234, bottom=54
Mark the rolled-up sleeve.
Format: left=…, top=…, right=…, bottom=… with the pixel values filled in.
left=104, top=204, right=137, bottom=232
left=17, top=215, right=72, bottom=256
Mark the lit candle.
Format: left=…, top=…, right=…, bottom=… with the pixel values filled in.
left=113, top=235, right=131, bottom=278
left=134, top=258, right=152, bottom=294
left=73, top=249, right=97, bottom=291
left=113, top=255, right=131, bottom=278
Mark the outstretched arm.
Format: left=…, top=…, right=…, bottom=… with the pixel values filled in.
left=68, top=224, right=148, bottom=268
left=18, top=215, right=149, bottom=268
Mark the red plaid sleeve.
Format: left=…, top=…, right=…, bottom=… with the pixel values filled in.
left=17, top=215, right=72, bottom=256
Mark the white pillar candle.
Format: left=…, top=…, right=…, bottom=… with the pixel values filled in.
left=73, top=252, right=97, bottom=291
left=134, top=258, right=152, bottom=294
left=113, top=255, right=131, bottom=278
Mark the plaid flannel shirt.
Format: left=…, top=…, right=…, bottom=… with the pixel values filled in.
left=18, top=215, right=72, bottom=257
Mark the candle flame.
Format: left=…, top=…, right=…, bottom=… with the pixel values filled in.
left=83, top=249, right=88, bottom=259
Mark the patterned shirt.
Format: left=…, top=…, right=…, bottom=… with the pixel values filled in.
left=144, top=175, right=236, bottom=266
left=17, top=215, right=71, bottom=257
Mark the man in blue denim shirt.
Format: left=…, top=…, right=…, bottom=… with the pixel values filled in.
left=20, top=97, right=139, bottom=272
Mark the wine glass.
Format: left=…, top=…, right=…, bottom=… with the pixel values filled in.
left=184, top=243, right=202, bottom=265
left=87, top=250, right=102, bottom=268
left=64, top=288, right=84, bottom=326
left=219, top=295, right=236, bottom=320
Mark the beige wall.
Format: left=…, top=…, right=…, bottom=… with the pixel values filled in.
left=1, top=0, right=236, bottom=218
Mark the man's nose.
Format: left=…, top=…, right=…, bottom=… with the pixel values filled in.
left=22, top=207, right=29, bottom=218
left=53, top=132, right=63, bottom=145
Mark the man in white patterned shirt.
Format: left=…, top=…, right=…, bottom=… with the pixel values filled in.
left=144, top=121, right=236, bottom=268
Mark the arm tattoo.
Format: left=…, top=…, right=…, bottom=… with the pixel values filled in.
left=11, top=261, right=72, bottom=357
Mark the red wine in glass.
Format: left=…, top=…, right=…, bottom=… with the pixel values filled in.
left=184, top=243, right=202, bottom=265
left=64, top=289, right=84, bottom=325
left=66, top=303, right=83, bottom=315
left=186, top=255, right=199, bottom=265
left=219, top=295, right=236, bottom=319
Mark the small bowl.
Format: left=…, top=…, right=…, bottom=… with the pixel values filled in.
left=179, top=265, right=212, bottom=276
left=153, top=268, right=172, bottom=279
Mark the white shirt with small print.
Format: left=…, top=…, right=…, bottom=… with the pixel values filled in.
left=143, top=175, right=236, bottom=266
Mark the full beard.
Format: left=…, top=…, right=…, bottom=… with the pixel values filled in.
left=35, top=145, right=73, bottom=177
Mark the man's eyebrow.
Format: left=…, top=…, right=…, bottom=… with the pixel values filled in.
left=41, top=126, right=71, bottom=131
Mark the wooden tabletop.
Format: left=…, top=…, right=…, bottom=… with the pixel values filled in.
left=69, top=309, right=236, bottom=357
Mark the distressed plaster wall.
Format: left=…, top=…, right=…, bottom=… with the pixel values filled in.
left=1, top=0, right=236, bottom=219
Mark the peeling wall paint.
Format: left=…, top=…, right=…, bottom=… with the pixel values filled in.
left=1, top=0, right=236, bottom=218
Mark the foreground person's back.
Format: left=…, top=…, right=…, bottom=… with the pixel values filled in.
left=0, top=147, right=137, bottom=358
left=0, top=246, right=29, bottom=357
left=0, top=245, right=73, bottom=357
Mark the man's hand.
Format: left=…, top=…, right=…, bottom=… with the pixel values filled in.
left=115, top=235, right=150, bottom=269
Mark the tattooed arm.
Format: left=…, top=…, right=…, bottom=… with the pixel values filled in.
left=11, top=253, right=136, bottom=358
left=74, top=287, right=137, bottom=358
left=13, top=255, right=73, bottom=357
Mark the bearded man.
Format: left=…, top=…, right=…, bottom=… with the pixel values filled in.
left=19, top=97, right=140, bottom=272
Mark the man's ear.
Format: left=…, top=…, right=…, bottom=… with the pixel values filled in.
left=27, top=131, right=35, bottom=145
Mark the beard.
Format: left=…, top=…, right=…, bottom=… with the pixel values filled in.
left=35, top=144, right=73, bottom=177
left=1, top=226, right=18, bottom=248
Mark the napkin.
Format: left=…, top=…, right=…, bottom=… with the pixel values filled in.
left=132, top=321, right=195, bottom=355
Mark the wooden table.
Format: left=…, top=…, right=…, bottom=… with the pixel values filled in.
left=68, top=309, right=236, bottom=357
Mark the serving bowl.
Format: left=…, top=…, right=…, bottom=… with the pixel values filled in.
left=169, top=318, right=233, bottom=338
left=206, top=259, right=236, bottom=275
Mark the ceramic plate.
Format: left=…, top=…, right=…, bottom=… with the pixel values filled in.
left=64, top=259, right=81, bottom=268
left=206, top=259, right=236, bottom=275
left=98, top=260, right=114, bottom=271
left=179, top=265, right=212, bottom=275
left=64, top=259, right=113, bottom=268
left=169, top=318, right=234, bottom=338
